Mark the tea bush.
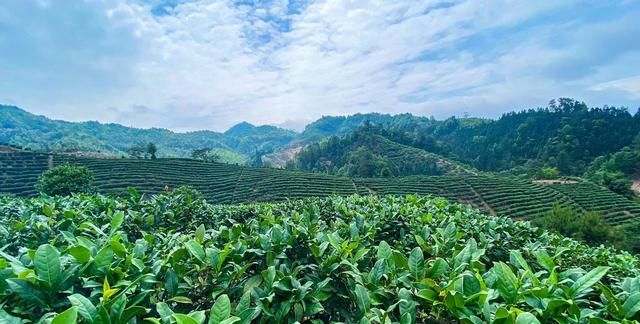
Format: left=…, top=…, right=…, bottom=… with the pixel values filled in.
left=0, top=191, right=639, bottom=323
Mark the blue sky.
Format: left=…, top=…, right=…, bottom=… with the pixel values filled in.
left=1, top=0, right=639, bottom=131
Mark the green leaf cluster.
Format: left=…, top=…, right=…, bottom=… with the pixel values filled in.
left=0, top=191, right=639, bottom=323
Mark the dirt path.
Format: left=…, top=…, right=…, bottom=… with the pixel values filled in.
left=533, top=180, right=578, bottom=185
left=633, top=178, right=640, bottom=195
left=464, top=180, right=496, bottom=215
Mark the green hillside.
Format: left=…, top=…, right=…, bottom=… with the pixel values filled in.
left=4, top=100, right=639, bottom=178
left=0, top=105, right=296, bottom=158
left=291, top=127, right=477, bottom=177
left=2, top=152, right=640, bottom=229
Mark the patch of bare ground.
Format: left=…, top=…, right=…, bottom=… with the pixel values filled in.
left=533, top=179, right=578, bottom=185
left=632, top=178, right=640, bottom=195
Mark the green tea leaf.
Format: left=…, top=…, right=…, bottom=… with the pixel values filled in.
left=0, top=310, right=23, bottom=324
left=195, top=224, right=206, bottom=244
left=377, top=241, right=392, bottom=261
left=6, top=278, right=47, bottom=307
left=623, top=292, right=640, bottom=318
left=185, top=240, right=206, bottom=263
left=515, top=312, right=539, bottom=324
left=354, top=285, right=370, bottom=314
left=111, top=211, right=125, bottom=232
left=174, top=314, right=200, bottom=324
left=454, top=238, right=476, bottom=269
left=209, top=294, right=231, bottom=324
left=428, top=258, right=449, bottom=278
left=408, top=247, right=424, bottom=279
left=67, top=245, right=91, bottom=264
left=52, top=306, right=78, bottom=324
left=94, top=246, right=114, bottom=271
left=68, top=294, right=97, bottom=322
left=534, top=251, right=555, bottom=272
left=493, top=262, right=519, bottom=303
left=570, top=266, right=610, bottom=297
left=169, top=296, right=193, bottom=304
left=34, top=244, right=61, bottom=287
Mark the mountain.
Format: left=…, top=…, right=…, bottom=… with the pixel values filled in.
left=2, top=99, right=639, bottom=179
left=0, top=105, right=296, bottom=159
left=290, top=125, right=476, bottom=177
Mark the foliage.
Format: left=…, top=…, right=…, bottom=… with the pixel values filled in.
left=0, top=105, right=296, bottom=158
left=299, top=99, right=640, bottom=176
left=1, top=192, right=639, bottom=323
left=586, top=147, right=640, bottom=198
left=291, top=125, right=474, bottom=177
left=34, top=163, right=94, bottom=196
left=536, top=167, right=560, bottom=180
left=128, top=144, right=148, bottom=159
left=532, top=204, right=631, bottom=250
left=4, top=152, right=640, bottom=232
left=5, top=99, right=640, bottom=176
left=128, top=143, right=159, bottom=159
left=192, top=148, right=220, bottom=162
left=148, top=142, right=158, bottom=159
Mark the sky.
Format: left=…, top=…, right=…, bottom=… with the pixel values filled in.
left=1, top=0, right=639, bottom=132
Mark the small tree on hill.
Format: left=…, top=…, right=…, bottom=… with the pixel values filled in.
left=192, top=148, right=220, bottom=162
left=128, top=144, right=146, bottom=159
left=536, top=167, right=560, bottom=180
left=35, top=164, right=94, bottom=196
left=147, top=142, right=158, bottom=159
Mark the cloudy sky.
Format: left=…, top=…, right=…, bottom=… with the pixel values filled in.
left=1, top=0, right=639, bottom=132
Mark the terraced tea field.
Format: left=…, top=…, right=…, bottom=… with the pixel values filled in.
left=2, top=152, right=640, bottom=227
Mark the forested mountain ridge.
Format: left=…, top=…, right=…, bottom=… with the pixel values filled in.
left=2, top=99, right=639, bottom=179
left=289, top=124, right=477, bottom=177
left=293, top=99, right=639, bottom=176
left=0, top=105, right=296, bottom=158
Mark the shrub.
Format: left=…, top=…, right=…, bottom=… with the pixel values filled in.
left=34, top=163, right=94, bottom=196
left=536, top=167, right=560, bottom=179
left=533, top=204, right=630, bottom=250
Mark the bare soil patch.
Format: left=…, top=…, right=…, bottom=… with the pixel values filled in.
left=533, top=180, right=578, bottom=185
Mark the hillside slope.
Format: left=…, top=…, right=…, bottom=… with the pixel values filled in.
left=3, top=100, right=639, bottom=178
left=2, top=152, right=640, bottom=228
left=0, top=105, right=296, bottom=157
left=290, top=127, right=476, bottom=177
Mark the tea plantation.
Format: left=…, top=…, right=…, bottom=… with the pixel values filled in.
left=2, top=152, right=640, bottom=227
left=1, top=191, right=640, bottom=323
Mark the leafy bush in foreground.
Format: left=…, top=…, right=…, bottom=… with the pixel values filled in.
left=0, top=192, right=639, bottom=323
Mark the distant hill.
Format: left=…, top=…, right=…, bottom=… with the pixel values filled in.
left=3, top=99, right=639, bottom=179
left=290, top=125, right=477, bottom=177
left=0, top=105, right=297, bottom=159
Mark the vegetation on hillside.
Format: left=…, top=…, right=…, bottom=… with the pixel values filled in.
left=289, top=124, right=475, bottom=177
left=4, top=99, right=639, bottom=178
left=586, top=145, right=640, bottom=198
left=0, top=105, right=296, bottom=158
left=1, top=191, right=639, bottom=323
left=307, top=99, right=638, bottom=177
left=532, top=204, right=630, bottom=249
left=292, top=98, right=640, bottom=193
left=35, top=163, right=94, bottom=196
left=3, top=152, right=640, bottom=232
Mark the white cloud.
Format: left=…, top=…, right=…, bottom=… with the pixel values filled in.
left=1, top=0, right=639, bottom=131
left=591, top=76, right=640, bottom=100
